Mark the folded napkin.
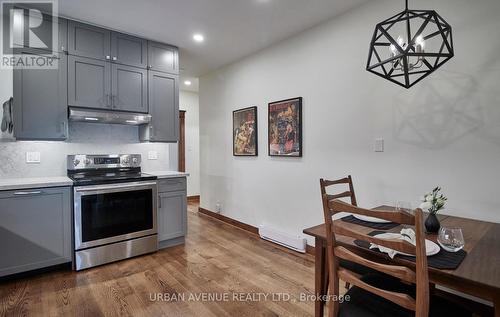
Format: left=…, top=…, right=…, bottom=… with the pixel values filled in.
left=369, top=228, right=416, bottom=259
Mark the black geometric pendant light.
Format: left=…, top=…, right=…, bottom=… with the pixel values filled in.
left=366, top=0, right=454, bottom=88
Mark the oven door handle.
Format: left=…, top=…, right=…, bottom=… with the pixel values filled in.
left=74, top=181, right=157, bottom=192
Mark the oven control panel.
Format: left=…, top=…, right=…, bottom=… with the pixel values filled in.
left=67, top=154, right=142, bottom=170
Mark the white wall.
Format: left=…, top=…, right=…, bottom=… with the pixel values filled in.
left=199, top=0, right=500, bottom=245
left=180, top=90, right=200, bottom=196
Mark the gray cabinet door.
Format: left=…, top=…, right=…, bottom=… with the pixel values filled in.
left=147, top=41, right=179, bottom=74
left=0, top=187, right=72, bottom=277
left=111, top=32, right=147, bottom=68
left=68, top=20, right=111, bottom=60
left=157, top=191, right=187, bottom=242
left=68, top=55, right=111, bottom=110
left=140, top=71, right=179, bottom=142
left=13, top=49, right=68, bottom=140
left=111, top=64, right=148, bottom=113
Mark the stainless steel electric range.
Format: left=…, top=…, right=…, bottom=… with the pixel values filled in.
left=67, top=154, right=158, bottom=271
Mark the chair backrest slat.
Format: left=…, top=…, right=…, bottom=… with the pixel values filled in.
left=329, top=199, right=415, bottom=225
left=332, top=222, right=416, bottom=255
left=335, top=246, right=416, bottom=283
left=338, top=268, right=417, bottom=311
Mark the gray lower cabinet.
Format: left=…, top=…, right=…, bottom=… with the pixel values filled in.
left=147, top=41, right=179, bottom=74
left=111, top=32, right=147, bottom=69
left=111, top=63, right=148, bottom=113
left=68, top=20, right=111, bottom=60
left=0, top=187, right=72, bottom=277
left=157, top=178, right=187, bottom=248
left=139, top=71, right=179, bottom=142
left=68, top=55, right=111, bottom=110
left=13, top=49, right=68, bottom=140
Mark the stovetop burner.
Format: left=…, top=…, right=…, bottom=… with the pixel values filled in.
left=67, top=154, right=157, bottom=186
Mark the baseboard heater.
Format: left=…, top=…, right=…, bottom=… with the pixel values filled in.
left=259, top=225, right=306, bottom=253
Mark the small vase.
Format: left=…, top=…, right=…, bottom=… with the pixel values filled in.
left=425, top=213, right=440, bottom=233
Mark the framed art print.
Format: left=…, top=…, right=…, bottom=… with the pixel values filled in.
left=268, top=97, right=302, bottom=157
left=233, top=106, right=258, bottom=156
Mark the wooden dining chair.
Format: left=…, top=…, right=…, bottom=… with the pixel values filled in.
left=323, top=199, right=428, bottom=316
left=322, top=199, right=472, bottom=317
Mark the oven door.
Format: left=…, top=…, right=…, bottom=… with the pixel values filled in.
left=74, top=181, right=157, bottom=250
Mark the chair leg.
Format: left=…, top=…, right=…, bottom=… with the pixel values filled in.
left=344, top=282, right=350, bottom=290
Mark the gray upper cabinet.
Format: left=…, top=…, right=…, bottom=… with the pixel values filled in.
left=13, top=49, right=68, bottom=140
left=11, top=12, right=67, bottom=53
left=0, top=187, right=72, bottom=277
left=68, top=55, right=111, bottom=110
left=140, top=71, right=179, bottom=142
left=111, top=64, right=148, bottom=113
left=147, top=41, right=179, bottom=74
left=68, top=21, right=111, bottom=60
left=111, top=32, right=147, bottom=68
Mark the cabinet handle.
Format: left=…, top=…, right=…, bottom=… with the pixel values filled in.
left=148, top=65, right=153, bottom=69
left=14, top=191, right=42, bottom=196
left=112, top=95, right=116, bottom=108
left=61, top=121, right=66, bottom=135
left=105, top=55, right=111, bottom=60
left=112, top=56, right=117, bottom=61
left=158, top=195, right=162, bottom=208
left=105, top=94, right=111, bottom=107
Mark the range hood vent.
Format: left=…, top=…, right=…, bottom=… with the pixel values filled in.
left=68, top=107, right=151, bottom=126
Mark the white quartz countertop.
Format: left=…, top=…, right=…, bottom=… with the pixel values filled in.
left=144, top=171, right=189, bottom=179
left=0, top=176, right=73, bottom=191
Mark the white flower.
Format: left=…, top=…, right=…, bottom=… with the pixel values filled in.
left=420, top=201, right=432, bottom=211
left=426, top=195, right=433, bottom=202
left=437, top=198, right=445, bottom=205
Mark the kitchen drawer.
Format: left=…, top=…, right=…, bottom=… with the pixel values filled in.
left=158, top=178, right=186, bottom=193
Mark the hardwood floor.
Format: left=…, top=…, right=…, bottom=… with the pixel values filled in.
left=0, top=202, right=335, bottom=316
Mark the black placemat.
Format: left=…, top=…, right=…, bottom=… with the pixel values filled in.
left=353, top=231, right=467, bottom=270
left=341, top=215, right=399, bottom=230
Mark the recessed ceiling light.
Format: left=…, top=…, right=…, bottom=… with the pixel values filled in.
left=193, top=33, right=204, bottom=43
left=184, top=80, right=192, bottom=86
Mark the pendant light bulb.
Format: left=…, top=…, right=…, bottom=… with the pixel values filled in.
left=415, top=35, right=425, bottom=49
left=397, top=36, right=405, bottom=48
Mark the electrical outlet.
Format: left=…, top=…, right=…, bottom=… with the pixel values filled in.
left=215, top=202, right=222, bottom=213
left=374, top=138, right=384, bottom=152
left=148, top=151, right=158, bottom=160
left=26, top=151, right=41, bottom=163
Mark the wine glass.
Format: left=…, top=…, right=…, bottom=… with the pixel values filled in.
left=395, top=201, right=412, bottom=213
left=437, top=227, right=465, bottom=252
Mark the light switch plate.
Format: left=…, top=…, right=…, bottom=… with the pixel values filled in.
left=26, top=151, right=41, bottom=163
left=374, top=138, right=384, bottom=152
left=148, top=151, right=158, bottom=160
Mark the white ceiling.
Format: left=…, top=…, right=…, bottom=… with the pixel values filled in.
left=59, top=0, right=369, bottom=78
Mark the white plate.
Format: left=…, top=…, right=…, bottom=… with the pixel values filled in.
left=353, top=214, right=391, bottom=224
left=372, top=233, right=441, bottom=257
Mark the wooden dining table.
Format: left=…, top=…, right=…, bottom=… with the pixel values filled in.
left=303, top=206, right=500, bottom=317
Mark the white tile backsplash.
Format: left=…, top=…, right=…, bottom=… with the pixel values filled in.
left=0, top=122, right=177, bottom=178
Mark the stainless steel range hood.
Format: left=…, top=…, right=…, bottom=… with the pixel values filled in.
left=68, top=107, right=151, bottom=126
